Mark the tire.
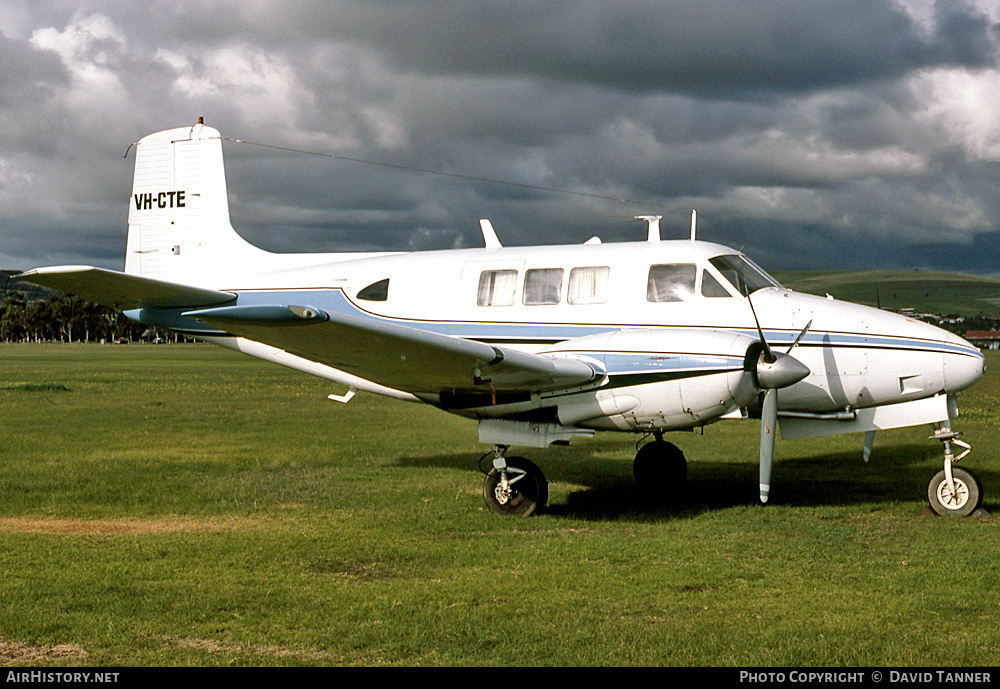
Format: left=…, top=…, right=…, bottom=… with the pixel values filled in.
left=483, top=456, right=548, bottom=517
left=633, top=440, right=687, bottom=493
left=927, top=467, right=982, bottom=517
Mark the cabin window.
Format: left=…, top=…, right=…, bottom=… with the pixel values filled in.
left=568, top=266, right=610, bottom=305
left=478, top=269, right=518, bottom=307
left=646, top=264, right=696, bottom=302
left=357, top=278, right=389, bottom=302
left=701, top=270, right=732, bottom=298
left=709, top=255, right=781, bottom=296
left=523, top=268, right=563, bottom=305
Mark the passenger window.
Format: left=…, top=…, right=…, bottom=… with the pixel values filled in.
left=523, top=268, right=563, bottom=305
left=568, top=266, right=609, bottom=305
left=647, top=264, right=696, bottom=302
left=357, top=278, right=389, bottom=301
left=478, top=270, right=517, bottom=307
left=701, top=271, right=732, bottom=298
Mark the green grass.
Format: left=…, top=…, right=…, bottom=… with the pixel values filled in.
left=773, top=269, right=1000, bottom=317
left=1, top=343, right=998, bottom=666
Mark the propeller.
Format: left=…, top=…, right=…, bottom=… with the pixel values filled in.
left=747, top=296, right=811, bottom=504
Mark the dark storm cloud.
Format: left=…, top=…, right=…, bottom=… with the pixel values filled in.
left=310, top=0, right=996, bottom=96
left=0, top=31, right=68, bottom=157
left=89, top=0, right=996, bottom=97
left=931, top=0, right=1000, bottom=65
left=0, top=31, right=66, bottom=100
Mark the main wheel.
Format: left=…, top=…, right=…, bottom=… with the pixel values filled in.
left=633, top=440, right=687, bottom=493
left=927, top=467, right=982, bottom=517
left=483, top=456, right=548, bottom=517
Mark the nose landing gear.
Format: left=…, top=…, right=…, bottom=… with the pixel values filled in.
left=927, top=425, right=983, bottom=517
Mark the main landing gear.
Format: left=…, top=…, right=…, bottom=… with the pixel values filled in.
left=927, top=424, right=982, bottom=517
left=483, top=446, right=548, bottom=516
left=483, top=436, right=690, bottom=516
left=632, top=433, right=687, bottom=496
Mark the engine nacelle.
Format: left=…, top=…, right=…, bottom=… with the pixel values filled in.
left=543, top=328, right=759, bottom=431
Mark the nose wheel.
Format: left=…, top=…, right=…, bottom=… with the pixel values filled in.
left=927, top=426, right=983, bottom=517
left=928, top=466, right=982, bottom=517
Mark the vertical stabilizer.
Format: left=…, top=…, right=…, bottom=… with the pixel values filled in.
left=125, top=121, right=269, bottom=285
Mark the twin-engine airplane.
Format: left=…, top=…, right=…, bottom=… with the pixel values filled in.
left=18, top=122, right=987, bottom=517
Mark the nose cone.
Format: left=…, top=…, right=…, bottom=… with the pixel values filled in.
left=944, top=333, right=986, bottom=393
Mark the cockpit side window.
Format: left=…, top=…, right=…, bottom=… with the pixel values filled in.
left=701, top=270, right=732, bottom=298
left=646, top=264, right=696, bottom=302
left=357, top=278, right=389, bottom=301
left=709, top=255, right=781, bottom=296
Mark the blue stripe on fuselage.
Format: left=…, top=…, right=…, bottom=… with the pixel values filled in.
left=142, top=287, right=980, bottom=361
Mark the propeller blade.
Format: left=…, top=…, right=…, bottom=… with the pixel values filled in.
left=746, top=292, right=774, bottom=363
left=744, top=292, right=810, bottom=506
left=759, top=388, right=778, bottom=504
left=785, top=319, right=812, bottom=354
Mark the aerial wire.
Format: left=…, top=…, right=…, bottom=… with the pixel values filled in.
left=221, top=136, right=676, bottom=212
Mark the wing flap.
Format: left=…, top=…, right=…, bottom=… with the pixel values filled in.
left=15, top=266, right=236, bottom=310
left=185, top=304, right=603, bottom=395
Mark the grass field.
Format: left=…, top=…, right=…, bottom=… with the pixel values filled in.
left=1, top=343, right=998, bottom=667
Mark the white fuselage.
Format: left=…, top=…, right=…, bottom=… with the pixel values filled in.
left=173, top=238, right=983, bottom=433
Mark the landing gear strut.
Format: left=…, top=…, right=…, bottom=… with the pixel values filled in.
left=927, top=424, right=982, bottom=517
left=483, top=445, right=548, bottom=517
left=633, top=434, right=687, bottom=495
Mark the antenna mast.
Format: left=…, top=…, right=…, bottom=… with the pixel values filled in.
left=635, top=215, right=662, bottom=242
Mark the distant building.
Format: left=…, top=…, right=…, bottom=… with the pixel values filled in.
left=964, top=331, right=1000, bottom=350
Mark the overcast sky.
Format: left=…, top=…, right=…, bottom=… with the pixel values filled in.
left=2, top=0, right=1000, bottom=274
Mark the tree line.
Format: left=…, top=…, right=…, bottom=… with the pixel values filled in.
left=0, top=291, right=158, bottom=343
left=0, top=272, right=181, bottom=343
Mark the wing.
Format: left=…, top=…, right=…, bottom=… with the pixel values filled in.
left=17, top=266, right=601, bottom=397
left=15, top=266, right=235, bottom=310
left=184, top=304, right=603, bottom=397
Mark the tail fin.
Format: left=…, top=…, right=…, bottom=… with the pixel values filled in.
left=125, top=121, right=269, bottom=285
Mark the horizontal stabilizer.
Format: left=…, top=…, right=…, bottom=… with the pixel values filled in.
left=14, top=266, right=236, bottom=310
left=184, top=304, right=603, bottom=397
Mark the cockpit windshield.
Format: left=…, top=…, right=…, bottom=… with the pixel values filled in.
left=709, top=255, right=782, bottom=296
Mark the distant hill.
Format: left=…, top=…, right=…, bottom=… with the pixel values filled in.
left=772, top=269, right=1000, bottom=318
left=1, top=270, right=61, bottom=301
